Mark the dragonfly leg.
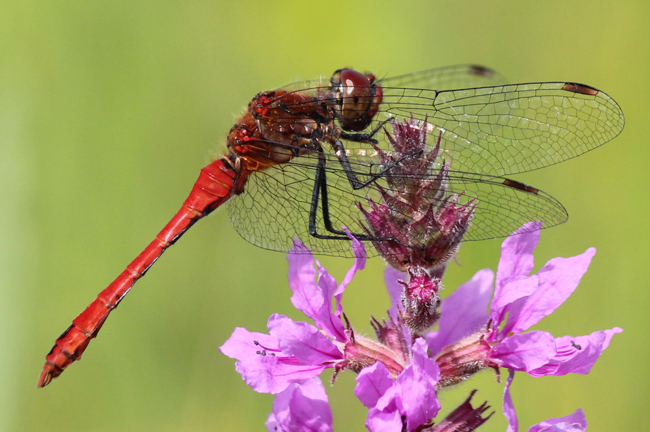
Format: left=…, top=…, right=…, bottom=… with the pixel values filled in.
left=340, top=118, right=391, bottom=144
left=308, top=149, right=414, bottom=249
left=308, top=152, right=370, bottom=240
left=308, top=151, right=350, bottom=240
left=333, top=139, right=423, bottom=190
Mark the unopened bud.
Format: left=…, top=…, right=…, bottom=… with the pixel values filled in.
left=400, top=267, right=442, bottom=334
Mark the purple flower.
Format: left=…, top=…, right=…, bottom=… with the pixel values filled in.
left=355, top=338, right=441, bottom=432
left=265, top=377, right=334, bottom=432
left=429, top=222, right=621, bottom=381
left=223, top=234, right=446, bottom=431
left=486, top=221, right=622, bottom=376
left=528, top=408, right=586, bottom=432
left=423, top=222, right=620, bottom=430
left=222, top=221, right=620, bottom=432
left=220, top=234, right=407, bottom=395
left=220, top=237, right=360, bottom=393
left=218, top=319, right=340, bottom=394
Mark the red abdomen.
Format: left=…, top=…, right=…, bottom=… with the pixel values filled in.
left=38, top=157, right=240, bottom=387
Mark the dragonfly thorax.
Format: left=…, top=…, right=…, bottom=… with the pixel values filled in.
left=226, top=112, right=296, bottom=174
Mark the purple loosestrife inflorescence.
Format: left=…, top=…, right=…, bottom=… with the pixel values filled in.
left=358, top=117, right=475, bottom=272
left=220, top=223, right=619, bottom=431
left=219, top=235, right=404, bottom=394
left=358, top=118, right=475, bottom=336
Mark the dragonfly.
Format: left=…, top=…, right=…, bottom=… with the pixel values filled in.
left=38, top=65, right=624, bottom=387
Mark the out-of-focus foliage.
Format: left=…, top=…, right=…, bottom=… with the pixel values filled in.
left=1, top=1, right=647, bottom=431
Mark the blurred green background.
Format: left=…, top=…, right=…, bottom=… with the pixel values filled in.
left=1, top=1, right=647, bottom=431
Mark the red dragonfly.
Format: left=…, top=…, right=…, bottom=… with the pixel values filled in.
left=38, top=65, right=624, bottom=387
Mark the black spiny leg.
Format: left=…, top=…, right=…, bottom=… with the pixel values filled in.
left=333, top=139, right=423, bottom=191
left=340, top=118, right=390, bottom=144
left=308, top=148, right=411, bottom=248
left=308, top=150, right=363, bottom=240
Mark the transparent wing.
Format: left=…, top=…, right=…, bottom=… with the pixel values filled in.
left=226, top=141, right=568, bottom=256
left=376, top=81, right=624, bottom=176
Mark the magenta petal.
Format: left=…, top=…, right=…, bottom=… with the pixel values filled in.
left=365, top=384, right=404, bottom=432
left=360, top=340, right=440, bottom=432
left=355, top=361, right=394, bottom=408
left=491, top=331, right=556, bottom=371
left=288, top=240, right=318, bottom=305
left=366, top=408, right=403, bottom=432
left=528, top=408, right=586, bottom=432
left=266, top=377, right=334, bottom=432
left=288, top=239, right=346, bottom=342
left=428, top=268, right=493, bottom=355
left=374, top=383, right=399, bottom=412
left=234, top=353, right=325, bottom=394
left=316, top=262, right=348, bottom=342
left=528, top=327, right=622, bottom=377
left=397, top=339, right=441, bottom=431
left=332, top=231, right=366, bottom=331
left=508, top=249, right=596, bottom=335
left=220, top=327, right=280, bottom=360
left=337, top=228, right=367, bottom=298
left=287, top=239, right=321, bottom=316
left=503, top=369, right=518, bottom=432
left=385, top=267, right=406, bottom=320
left=496, top=221, right=542, bottom=288
left=333, top=230, right=366, bottom=318
left=491, top=276, right=538, bottom=334
left=265, top=413, right=276, bottom=431
left=268, top=314, right=342, bottom=364
left=220, top=326, right=324, bottom=394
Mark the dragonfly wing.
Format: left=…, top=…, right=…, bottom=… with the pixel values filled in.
left=226, top=150, right=377, bottom=257
left=444, top=172, right=568, bottom=241
left=377, top=82, right=625, bottom=176
left=276, top=64, right=507, bottom=95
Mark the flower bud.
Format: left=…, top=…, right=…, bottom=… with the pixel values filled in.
left=427, top=390, right=493, bottom=432
left=358, top=117, right=475, bottom=272
left=400, top=267, right=442, bottom=334
left=434, top=333, right=493, bottom=388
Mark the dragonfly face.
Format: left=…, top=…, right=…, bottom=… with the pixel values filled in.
left=328, top=68, right=383, bottom=132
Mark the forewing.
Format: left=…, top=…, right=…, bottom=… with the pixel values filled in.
left=263, top=76, right=623, bottom=177
left=376, top=81, right=624, bottom=176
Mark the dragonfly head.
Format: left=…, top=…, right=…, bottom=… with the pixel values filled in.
left=329, top=68, right=383, bottom=132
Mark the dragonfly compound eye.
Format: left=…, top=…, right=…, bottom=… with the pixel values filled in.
left=330, top=68, right=383, bottom=132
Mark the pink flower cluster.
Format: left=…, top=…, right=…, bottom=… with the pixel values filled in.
left=220, top=223, right=620, bottom=431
